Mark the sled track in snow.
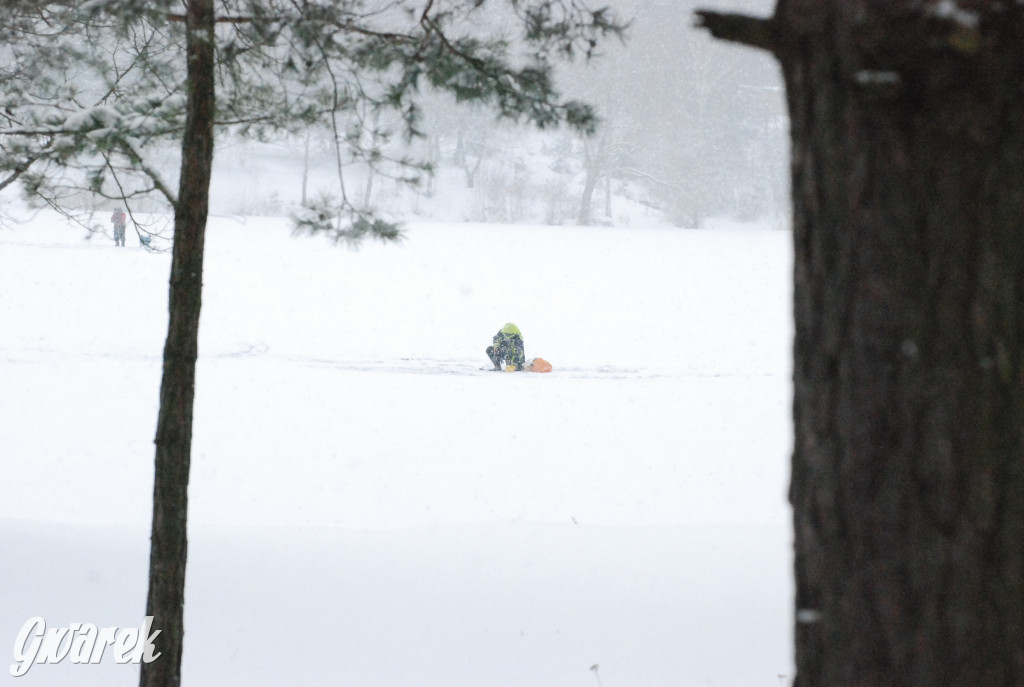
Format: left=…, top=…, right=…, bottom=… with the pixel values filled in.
left=287, top=356, right=777, bottom=380
left=2, top=347, right=778, bottom=380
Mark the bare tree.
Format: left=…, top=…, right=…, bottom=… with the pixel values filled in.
left=698, top=2, right=1024, bottom=684
left=576, top=119, right=633, bottom=225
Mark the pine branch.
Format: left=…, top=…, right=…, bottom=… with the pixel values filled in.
left=693, top=10, right=777, bottom=54
left=0, top=164, right=30, bottom=193
left=167, top=14, right=256, bottom=24
left=117, top=139, right=178, bottom=205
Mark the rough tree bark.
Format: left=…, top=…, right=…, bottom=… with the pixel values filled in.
left=697, top=2, right=1024, bottom=684
left=141, top=0, right=215, bottom=685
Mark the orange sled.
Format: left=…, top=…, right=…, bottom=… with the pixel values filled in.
left=526, top=357, right=553, bottom=373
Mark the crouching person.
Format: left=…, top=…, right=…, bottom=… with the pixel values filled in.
left=487, top=323, right=525, bottom=371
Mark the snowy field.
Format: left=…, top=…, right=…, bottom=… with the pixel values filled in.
left=0, top=209, right=794, bottom=686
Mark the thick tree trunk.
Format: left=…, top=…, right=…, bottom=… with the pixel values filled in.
left=141, top=1, right=215, bottom=685
left=700, top=3, right=1024, bottom=684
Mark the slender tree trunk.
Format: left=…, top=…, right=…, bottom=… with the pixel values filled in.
left=363, top=108, right=381, bottom=207
left=577, top=139, right=599, bottom=226
left=141, top=0, right=215, bottom=685
left=301, top=131, right=310, bottom=206
left=698, top=3, right=1024, bottom=684
left=456, top=127, right=483, bottom=189
left=577, top=171, right=597, bottom=225
left=454, top=126, right=466, bottom=169
left=604, top=173, right=612, bottom=222
left=363, top=170, right=374, bottom=208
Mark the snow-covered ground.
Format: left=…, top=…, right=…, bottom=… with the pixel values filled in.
left=0, top=209, right=793, bottom=686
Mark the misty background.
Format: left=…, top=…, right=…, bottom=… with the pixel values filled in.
left=53, top=0, right=787, bottom=231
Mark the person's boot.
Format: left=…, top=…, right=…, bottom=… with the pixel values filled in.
left=486, top=346, right=502, bottom=370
